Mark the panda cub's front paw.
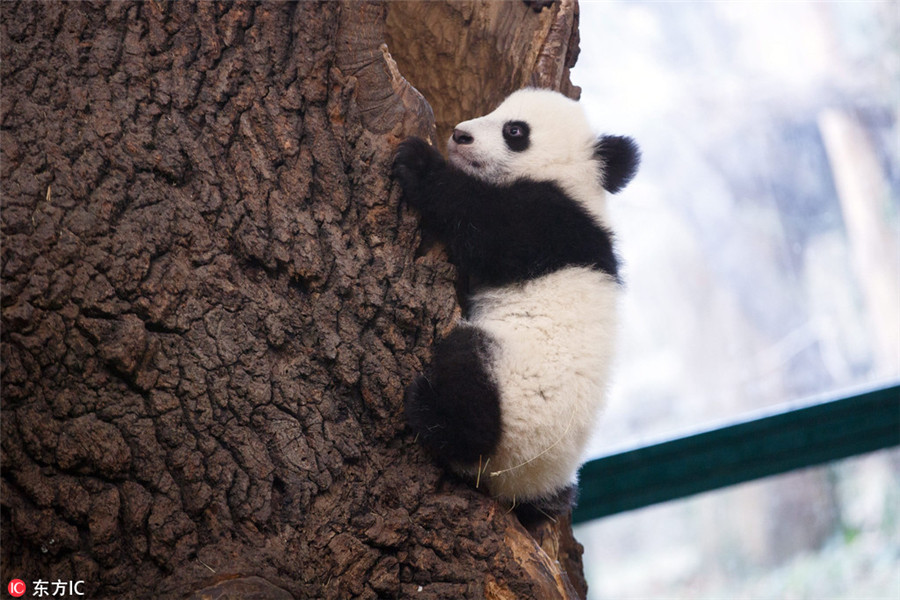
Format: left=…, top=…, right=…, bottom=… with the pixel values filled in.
left=393, top=137, right=441, bottom=178
left=393, top=137, right=444, bottom=206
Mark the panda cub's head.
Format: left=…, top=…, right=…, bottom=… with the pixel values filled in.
left=448, top=88, right=639, bottom=197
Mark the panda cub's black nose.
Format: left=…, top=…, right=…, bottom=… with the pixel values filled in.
left=452, top=129, right=474, bottom=145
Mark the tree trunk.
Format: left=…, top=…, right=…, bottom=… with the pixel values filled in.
left=1, top=1, right=586, bottom=598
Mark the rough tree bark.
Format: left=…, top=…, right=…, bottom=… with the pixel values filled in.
left=1, top=1, right=586, bottom=598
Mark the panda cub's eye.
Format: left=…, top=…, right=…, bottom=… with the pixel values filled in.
left=503, top=122, right=526, bottom=137
left=502, top=121, right=530, bottom=152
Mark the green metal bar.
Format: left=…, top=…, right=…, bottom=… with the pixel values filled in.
left=572, top=381, right=900, bottom=524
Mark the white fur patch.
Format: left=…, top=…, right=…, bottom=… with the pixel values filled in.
left=461, top=266, right=619, bottom=502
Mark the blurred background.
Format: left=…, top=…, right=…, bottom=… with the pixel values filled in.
left=572, top=1, right=900, bottom=598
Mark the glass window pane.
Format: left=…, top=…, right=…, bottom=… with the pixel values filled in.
left=572, top=2, right=900, bottom=596
left=573, top=0, right=900, bottom=453
left=574, top=449, right=900, bottom=599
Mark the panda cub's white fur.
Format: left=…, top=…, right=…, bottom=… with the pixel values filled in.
left=465, top=265, right=618, bottom=501
left=394, top=88, right=639, bottom=521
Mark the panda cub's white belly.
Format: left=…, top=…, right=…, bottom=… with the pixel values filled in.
left=463, top=265, right=618, bottom=502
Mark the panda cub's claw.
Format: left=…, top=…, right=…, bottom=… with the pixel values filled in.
left=392, top=137, right=445, bottom=206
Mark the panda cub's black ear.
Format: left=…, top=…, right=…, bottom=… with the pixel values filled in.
left=594, top=135, right=640, bottom=194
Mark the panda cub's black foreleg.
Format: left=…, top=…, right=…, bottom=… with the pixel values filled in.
left=404, top=325, right=502, bottom=466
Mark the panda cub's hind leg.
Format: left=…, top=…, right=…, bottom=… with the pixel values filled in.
left=404, top=325, right=502, bottom=466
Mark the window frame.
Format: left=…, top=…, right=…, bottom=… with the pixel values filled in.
left=573, top=381, right=900, bottom=524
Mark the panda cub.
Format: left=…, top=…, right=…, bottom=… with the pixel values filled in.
left=393, top=88, right=639, bottom=522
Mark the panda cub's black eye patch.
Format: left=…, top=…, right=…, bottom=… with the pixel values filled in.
left=503, top=121, right=530, bottom=152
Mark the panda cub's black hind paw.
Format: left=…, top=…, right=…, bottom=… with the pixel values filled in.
left=403, top=373, right=479, bottom=465
left=402, top=374, right=428, bottom=428
left=512, top=485, right=579, bottom=527
left=404, top=326, right=504, bottom=466
left=403, top=375, right=444, bottom=455
left=392, top=137, right=445, bottom=205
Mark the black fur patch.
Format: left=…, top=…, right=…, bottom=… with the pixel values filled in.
left=404, top=326, right=502, bottom=465
left=393, top=137, right=620, bottom=286
left=594, top=135, right=640, bottom=194
left=503, top=121, right=530, bottom=153
left=513, top=484, right=578, bottom=526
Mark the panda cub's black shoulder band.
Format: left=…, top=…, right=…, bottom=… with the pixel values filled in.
left=393, top=137, right=621, bottom=286
left=446, top=176, right=621, bottom=285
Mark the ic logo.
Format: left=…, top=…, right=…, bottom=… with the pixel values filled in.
left=7, top=579, right=26, bottom=597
